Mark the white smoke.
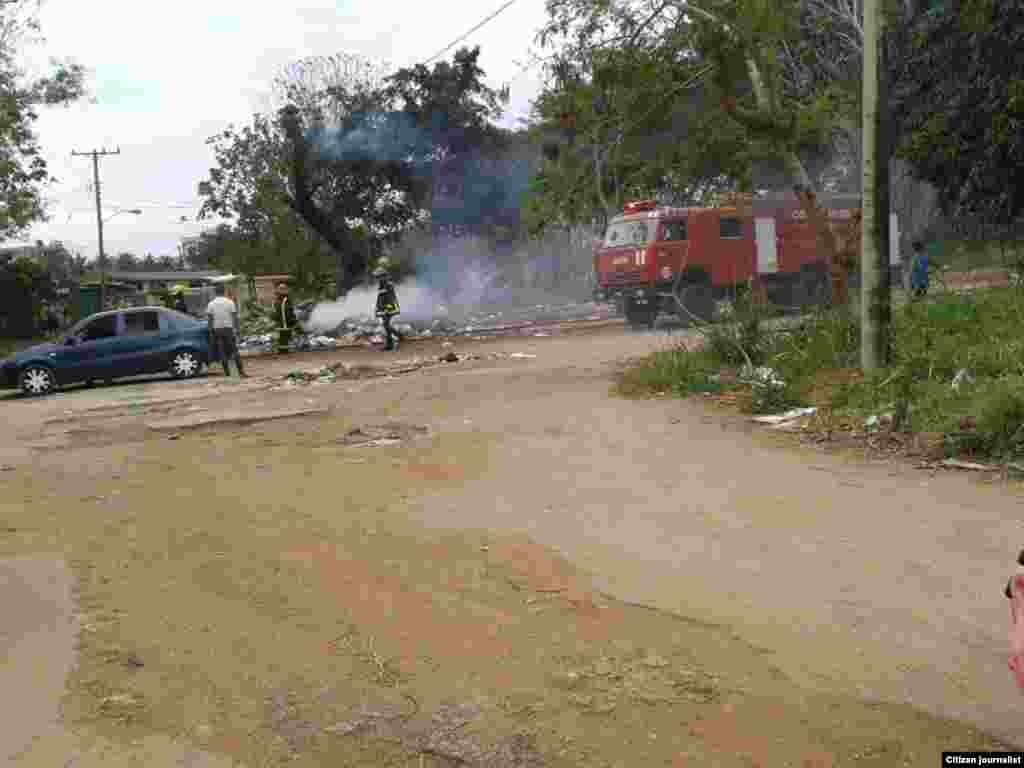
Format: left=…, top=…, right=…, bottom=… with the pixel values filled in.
left=306, top=279, right=444, bottom=332
left=305, top=240, right=508, bottom=333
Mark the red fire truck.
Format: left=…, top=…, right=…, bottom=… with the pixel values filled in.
left=592, top=193, right=890, bottom=328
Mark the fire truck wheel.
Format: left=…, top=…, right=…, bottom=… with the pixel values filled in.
left=799, top=265, right=830, bottom=308
left=625, top=300, right=656, bottom=330
left=673, top=281, right=714, bottom=326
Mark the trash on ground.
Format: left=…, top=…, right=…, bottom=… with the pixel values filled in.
left=864, top=413, right=894, bottom=432
left=942, top=458, right=999, bottom=472
left=752, top=407, right=817, bottom=425
left=508, top=353, right=537, bottom=359
left=952, top=368, right=975, bottom=391
left=739, top=365, right=785, bottom=389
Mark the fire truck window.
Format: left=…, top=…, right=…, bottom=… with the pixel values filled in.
left=719, top=217, right=743, bottom=239
left=662, top=221, right=687, bottom=241
left=603, top=221, right=655, bottom=247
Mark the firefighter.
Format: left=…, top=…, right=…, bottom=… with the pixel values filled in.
left=373, top=266, right=403, bottom=351
left=274, top=282, right=297, bottom=354
left=172, top=285, right=189, bottom=314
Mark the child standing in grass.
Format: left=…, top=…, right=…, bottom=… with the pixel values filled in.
left=910, top=239, right=930, bottom=299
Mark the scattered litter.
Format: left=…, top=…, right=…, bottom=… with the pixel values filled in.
left=739, top=365, right=785, bottom=389
left=533, top=332, right=550, bottom=337
left=952, top=368, right=975, bottom=391
left=0, top=464, right=14, bottom=472
left=508, top=352, right=537, bottom=359
left=752, top=407, right=817, bottom=425
left=167, top=434, right=181, bottom=441
left=942, top=458, right=998, bottom=472
left=864, top=413, right=893, bottom=432
left=441, top=352, right=459, bottom=363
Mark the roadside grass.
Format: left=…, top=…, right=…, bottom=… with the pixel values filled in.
left=618, top=284, right=1024, bottom=461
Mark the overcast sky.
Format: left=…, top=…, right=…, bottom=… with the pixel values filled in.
left=20, top=0, right=549, bottom=262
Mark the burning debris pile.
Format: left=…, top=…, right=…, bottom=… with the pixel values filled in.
left=236, top=298, right=611, bottom=354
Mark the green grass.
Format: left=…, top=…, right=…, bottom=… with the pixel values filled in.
left=618, top=283, right=1024, bottom=460
left=615, top=345, right=721, bottom=398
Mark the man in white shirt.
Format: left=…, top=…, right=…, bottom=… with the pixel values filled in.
left=205, top=284, right=247, bottom=378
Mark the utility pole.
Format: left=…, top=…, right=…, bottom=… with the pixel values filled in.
left=71, top=147, right=120, bottom=311
left=860, top=0, right=892, bottom=370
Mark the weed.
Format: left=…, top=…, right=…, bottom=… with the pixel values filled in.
left=615, top=346, right=717, bottom=398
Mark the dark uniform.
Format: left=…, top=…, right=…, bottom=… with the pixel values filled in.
left=375, top=277, right=402, bottom=351
left=274, top=292, right=297, bottom=354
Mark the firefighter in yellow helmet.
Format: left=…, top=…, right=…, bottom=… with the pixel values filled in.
left=273, top=282, right=297, bottom=354
left=172, top=285, right=189, bottom=314
left=373, top=264, right=402, bottom=351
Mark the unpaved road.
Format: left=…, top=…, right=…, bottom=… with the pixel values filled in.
left=0, top=323, right=1020, bottom=766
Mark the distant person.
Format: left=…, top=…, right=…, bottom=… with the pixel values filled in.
left=910, top=239, right=929, bottom=299
left=205, top=283, right=246, bottom=378
left=374, top=267, right=403, bottom=351
left=273, top=283, right=297, bottom=354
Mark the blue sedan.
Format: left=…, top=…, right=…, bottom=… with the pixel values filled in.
left=1, top=307, right=221, bottom=396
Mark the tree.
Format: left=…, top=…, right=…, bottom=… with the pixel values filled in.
left=114, top=251, right=137, bottom=272
left=0, top=254, right=54, bottom=337
left=0, top=0, right=87, bottom=242
left=523, top=41, right=752, bottom=236
left=891, top=0, right=1024, bottom=239
left=535, top=0, right=865, bottom=302
left=200, top=48, right=515, bottom=296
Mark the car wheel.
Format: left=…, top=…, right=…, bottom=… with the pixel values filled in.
left=170, top=350, right=201, bottom=379
left=19, top=365, right=56, bottom=396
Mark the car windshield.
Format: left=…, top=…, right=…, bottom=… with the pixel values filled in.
left=603, top=219, right=655, bottom=248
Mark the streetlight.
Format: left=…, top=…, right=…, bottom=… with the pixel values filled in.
left=97, top=208, right=142, bottom=309
left=103, top=208, right=142, bottom=223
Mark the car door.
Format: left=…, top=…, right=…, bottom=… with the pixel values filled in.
left=53, top=314, right=120, bottom=384
left=117, top=310, right=163, bottom=376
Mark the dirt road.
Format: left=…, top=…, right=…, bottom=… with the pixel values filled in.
left=0, top=324, right=1019, bottom=766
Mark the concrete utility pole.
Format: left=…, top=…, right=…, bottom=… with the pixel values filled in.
left=860, top=0, right=892, bottom=370
left=71, top=147, right=120, bottom=311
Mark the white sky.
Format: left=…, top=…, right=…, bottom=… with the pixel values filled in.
left=21, top=0, right=549, bottom=262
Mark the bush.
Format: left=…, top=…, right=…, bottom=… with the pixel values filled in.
left=956, top=377, right=1024, bottom=459
left=702, top=290, right=774, bottom=368
left=615, top=346, right=718, bottom=398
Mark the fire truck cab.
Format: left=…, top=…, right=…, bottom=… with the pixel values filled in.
left=592, top=199, right=754, bottom=328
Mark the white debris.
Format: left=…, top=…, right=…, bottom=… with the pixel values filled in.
left=508, top=353, right=537, bottom=359
left=752, top=407, right=817, bottom=425
left=942, top=458, right=997, bottom=471
left=952, top=369, right=975, bottom=391
left=740, top=365, right=785, bottom=389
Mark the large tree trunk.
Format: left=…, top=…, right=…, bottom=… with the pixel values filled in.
left=279, top=106, right=365, bottom=298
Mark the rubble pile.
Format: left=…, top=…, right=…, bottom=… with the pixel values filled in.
left=237, top=299, right=611, bottom=353
left=279, top=350, right=540, bottom=386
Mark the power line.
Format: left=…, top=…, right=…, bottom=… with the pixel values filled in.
left=422, top=0, right=519, bottom=65
left=71, top=146, right=120, bottom=310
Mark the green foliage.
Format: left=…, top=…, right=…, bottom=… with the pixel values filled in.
left=0, top=4, right=88, bottom=241
left=199, top=47, right=511, bottom=294
left=0, top=255, right=55, bottom=338
left=892, top=0, right=1024, bottom=237
left=614, top=346, right=719, bottom=398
